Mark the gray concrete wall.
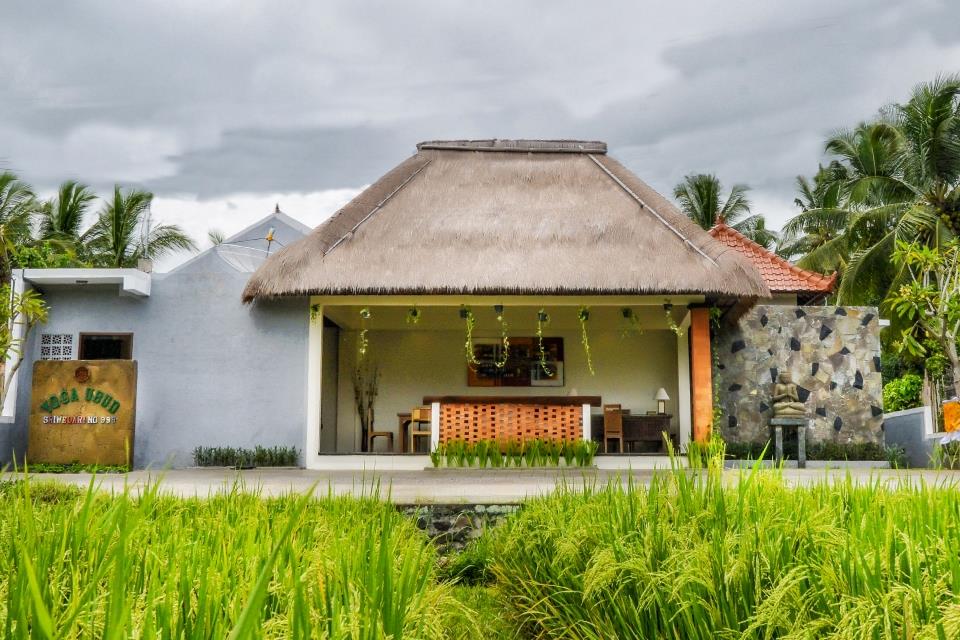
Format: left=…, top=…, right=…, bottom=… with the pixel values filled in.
left=714, top=305, right=884, bottom=445
left=883, top=407, right=937, bottom=468
left=4, top=215, right=310, bottom=468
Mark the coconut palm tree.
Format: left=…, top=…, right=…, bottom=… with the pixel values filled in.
left=673, top=173, right=777, bottom=247
left=0, top=171, right=37, bottom=283
left=84, top=186, right=196, bottom=268
left=738, top=216, right=780, bottom=251
left=673, top=173, right=753, bottom=228
left=786, top=76, right=960, bottom=304
left=37, top=180, right=96, bottom=245
left=778, top=165, right=848, bottom=262
left=207, top=229, right=226, bottom=246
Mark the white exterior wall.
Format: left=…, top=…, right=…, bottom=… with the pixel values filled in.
left=333, top=326, right=680, bottom=452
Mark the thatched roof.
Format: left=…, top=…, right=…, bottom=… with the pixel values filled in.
left=243, top=140, right=770, bottom=301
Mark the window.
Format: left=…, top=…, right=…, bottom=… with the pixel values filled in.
left=78, top=333, right=133, bottom=360
left=40, top=334, right=75, bottom=360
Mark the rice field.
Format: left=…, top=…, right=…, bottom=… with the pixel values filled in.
left=0, top=479, right=472, bottom=639
left=487, top=466, right=960, bottom=639
left=4, top=465, right=960, bottom=638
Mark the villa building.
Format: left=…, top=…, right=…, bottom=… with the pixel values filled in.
left=3, top=140, right=882, bottom=469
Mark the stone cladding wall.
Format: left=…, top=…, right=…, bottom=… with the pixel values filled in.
left=714, top=305, right=883, bottom=445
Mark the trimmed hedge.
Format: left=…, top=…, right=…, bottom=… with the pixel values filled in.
left=724, top=439, right=905, bottom=466
left=192, top=445, right=300, bottom=468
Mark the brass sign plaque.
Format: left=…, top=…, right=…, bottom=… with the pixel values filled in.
left=28, top=360, right=137, bottom=466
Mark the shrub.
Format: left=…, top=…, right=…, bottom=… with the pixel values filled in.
left=722, top=440, right=769, bottom=460
left=882, top=373, right=924, bottom=412
left=808, top=440, right=889, bottom=461
left=724, top=439, right=906, bottom=466
left=429, top=439, right=596, bottom=468
left=192, top=445, right=300, bottom=467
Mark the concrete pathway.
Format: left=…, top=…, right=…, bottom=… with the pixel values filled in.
left=10, top=467, right=960, bottom=503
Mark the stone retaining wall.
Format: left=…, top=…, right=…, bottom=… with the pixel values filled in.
left=714, top=305, right=883, bottom=445
left=398, top=503, right=519, bottom=552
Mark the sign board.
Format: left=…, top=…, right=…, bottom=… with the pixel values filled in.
left=28, top=360, right=137, bottom=466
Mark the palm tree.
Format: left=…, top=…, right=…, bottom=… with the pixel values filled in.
left=786, top=76, right=960, bottom=304
left=84, top=186, right=196, bottom=268
left=207, top=229, right=226, bottom=246
left=778, top=165, right=848, bottom=261
left=673, top=172, right=777, bottom=247
left=0, top=171, right=37, bottom=282
left=37, top=180, right=96, bottom=245
left=738, top=216, right=780, bottom=250
left=673, top=173, right=754, bottom=229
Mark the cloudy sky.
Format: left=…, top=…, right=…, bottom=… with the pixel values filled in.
left=3, top=1, right=960, bottom=269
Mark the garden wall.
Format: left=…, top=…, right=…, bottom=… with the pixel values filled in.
left=714, top=305, right=883, bottom=445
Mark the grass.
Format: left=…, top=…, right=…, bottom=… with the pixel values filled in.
left=21, top=461, right=129, bottom=474
left=6, top=463, right=960, bottom=637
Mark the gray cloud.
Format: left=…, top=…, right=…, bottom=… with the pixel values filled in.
left=2, top=0, right=960, bottom=231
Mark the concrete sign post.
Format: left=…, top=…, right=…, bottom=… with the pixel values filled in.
left=28, top=360, right=137, bottom=466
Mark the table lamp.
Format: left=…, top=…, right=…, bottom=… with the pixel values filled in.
left=655, top=388, right=670, bottom=414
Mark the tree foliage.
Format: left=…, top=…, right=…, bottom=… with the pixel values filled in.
left=673, top=173, right=778, bottom=248
left=0, top=283, right=48, bottom=410
left=82, top=186, right=196, bottom=268
left=887, top=240, right=960, bottom=397
left=0, top=171, right=37, bottom=283
left=785, top=76, right=960, bottom=305
left=0, top=172, right=196, bottom=274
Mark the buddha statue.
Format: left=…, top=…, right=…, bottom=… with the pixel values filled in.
left=772, top=372, right=806, bottom=418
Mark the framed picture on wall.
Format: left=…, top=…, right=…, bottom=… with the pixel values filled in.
left=467, top=337, right=564, bottom=387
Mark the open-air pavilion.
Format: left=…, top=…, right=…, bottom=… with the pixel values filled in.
left=243, top=139, right=770, bottom=467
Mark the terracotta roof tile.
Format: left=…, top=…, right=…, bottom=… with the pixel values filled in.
left=708, top=221, right=836, bottom=294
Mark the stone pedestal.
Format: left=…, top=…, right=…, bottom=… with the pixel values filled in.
left=770, top=417, right=809, bottom=468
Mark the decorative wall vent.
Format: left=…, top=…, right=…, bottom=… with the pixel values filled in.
left=40, top=334, right=74, bottom=361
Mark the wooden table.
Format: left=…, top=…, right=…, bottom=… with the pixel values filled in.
left=621, top=413, right=676, bottom=451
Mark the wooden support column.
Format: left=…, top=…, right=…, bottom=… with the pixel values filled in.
left=689, top=307, right=713, bottom=443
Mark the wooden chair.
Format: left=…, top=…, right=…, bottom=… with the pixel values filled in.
left=603, top=404, right=624, bottom=453
left=409, top=406, right=432, bottom=453
left=367, top=429, right=394, bottom=453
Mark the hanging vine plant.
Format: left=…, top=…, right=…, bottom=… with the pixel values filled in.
left=357, top=307, right=371, bottom=361
left=536, top=308, right=553, bottom=376
left=494, top=305, right=510, bottom=369
left=620, top=307, right=643, bottom=338
left=578, top=306, right=595, bottom=375
left=460, top=306, right=481, bottom=367
left=405, top=305, right=422, bottom=325
left=663, top=303, right=684, bottom=337
left=310, top=303, right=322, bottom=323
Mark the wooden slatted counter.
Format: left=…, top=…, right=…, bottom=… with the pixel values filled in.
left=422, top=395, right=601, bottom=444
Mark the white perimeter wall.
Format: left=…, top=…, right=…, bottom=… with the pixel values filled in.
left=333, top=327, right=680, bottom=452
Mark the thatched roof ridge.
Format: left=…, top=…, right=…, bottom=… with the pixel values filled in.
left=417, top=139, right=607, bottom=153
left=242, top=140, right=770, bottom=301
